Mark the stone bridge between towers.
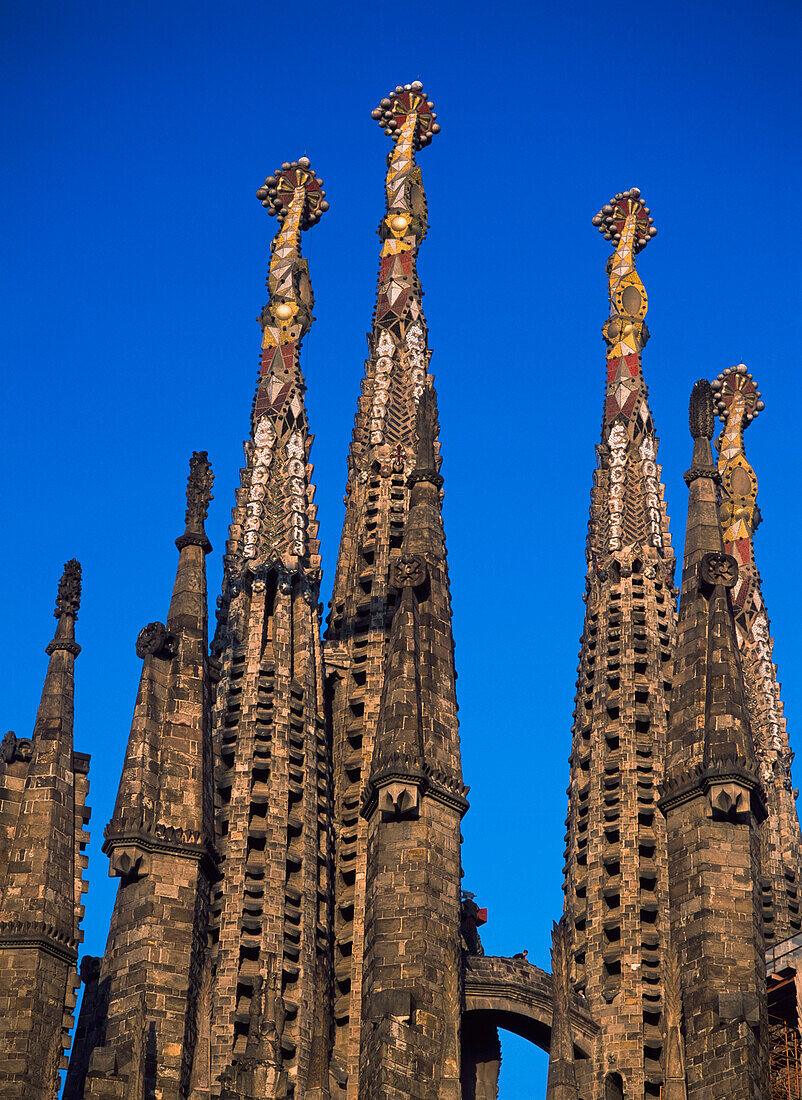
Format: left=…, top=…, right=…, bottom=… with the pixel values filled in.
left=463, top=955, right=599, bottom=1057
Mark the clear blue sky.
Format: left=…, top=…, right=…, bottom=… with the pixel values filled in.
left=2, top=1, right=801, bottom=1093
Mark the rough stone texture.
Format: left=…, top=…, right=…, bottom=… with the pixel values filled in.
left=660, top=383, right=769, bottom=1099
left=71, top=463, right=216, bottom=1100
left=563, top=193, right=676, bottom=1096
left=324, top=86, right=441, bottom=1100
left=359, top=390, right=466, bottom=1100
left=206, top=164, right=332, bottom=1099
left=713, top=364, right=802, bottom=950
left=4, top=113, right=798, bottom=1098
left=0, top=562, right=90, bottom=1100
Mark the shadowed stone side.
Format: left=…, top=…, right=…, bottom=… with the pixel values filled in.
left=659, top=380, right=769, bottom=1099
left=0, top=561, right=90, bottom=1099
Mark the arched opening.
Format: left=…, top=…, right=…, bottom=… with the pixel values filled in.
left=461, top=1011, right=591, bottom=1098
left=605, top=1071, right=624, bottom=1099
left=461, top=956, right=599, bottom=1097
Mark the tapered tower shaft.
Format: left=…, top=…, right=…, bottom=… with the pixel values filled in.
left=75, top=456, right=216, bottom=1100
left=0, top=562, right=90, bottom=1099
left=659, top=380, right=768, bottom=1098
left=208, top=162, right=332, bottom=1098
left=323, top=82, right=439, bottom=1099
left=359, top=386, right=466, bottom=1100
left=562, top=192, right=675, bottom=1096
left=712, top=364, right=802, bottom=946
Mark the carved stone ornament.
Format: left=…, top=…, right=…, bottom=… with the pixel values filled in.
left=708, top=779, right=749, bottom=818
left=108, top=844, right=149, bottom=880
left=186, top=451, right=214, bottom=530
left=0, top=730, right=33, bottom=765
left=700, top=551, right=738, bottom=590
left=55, top=558, right=82, bottom=619
left=379, top=780, right=421, bottom=820
left=689, top=379, right=715, bottom=441
left=135, top=621, right=179, bottom=660
left=80, top=955, right=101, bottom=983
left=389, top=554, right=428, bottom=589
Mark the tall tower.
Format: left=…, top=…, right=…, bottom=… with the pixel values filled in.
left=712, top=363, right=802, bottom=946
left=74, top=454, right=216, bottom=1100
left=659, top=379, right=768, bottom=1097
left=0, top=561, right=91, bottom=1099
left=359, top=387, right=467, bottom=1100
left=562, top=191, right=675, bottom=1096
left=207, top=160, right=332, bottom=1099
left=323, top=81, right=440, bottom=1098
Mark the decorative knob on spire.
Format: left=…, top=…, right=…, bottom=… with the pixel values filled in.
left=592, top=188, right=656, bottom=254
left=370, top=82, right=439, bottom=148
left=256, top=159, right=328, bottom=228
left=690, top=379, right=716, bottom=440
left=685, top=379, right=721, bottom=487
left=47, top=559, right=82, bottom=656
left=177, top=450, right=214, bottom=553
left=54, top=558, right=82, bottom=619
left=711, top=363, right=765, bottom=428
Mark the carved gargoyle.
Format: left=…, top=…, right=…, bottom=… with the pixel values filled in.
left=135, top=622, right=179, bottom=660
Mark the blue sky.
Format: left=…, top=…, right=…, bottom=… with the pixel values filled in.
left=2, top=0, right=801, bottom=1092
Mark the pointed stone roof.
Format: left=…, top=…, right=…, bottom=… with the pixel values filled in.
left=664, top=380, right=763, bottom=804
left=104, top=452, right=215, bottom=866
left=364, top=383, right=466, bottom=817
left=0, top=560, right=83, bottom=939
left=220, top=160, right=327, bottom=586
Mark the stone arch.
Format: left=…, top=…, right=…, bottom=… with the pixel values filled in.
left=605, top=1071, right=624, bottom=1099
left=463, top=956, right=598, bottom=1057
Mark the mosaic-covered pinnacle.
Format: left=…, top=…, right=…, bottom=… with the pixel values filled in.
left=256, top=158, right=329, bottom=228
left=710, top=363, right=765, bottom=427
left=370, top=82, right=439, bottom=148
left=54, top=558, right=82, bottom=619
left=592, top=188, right=657, bottom=253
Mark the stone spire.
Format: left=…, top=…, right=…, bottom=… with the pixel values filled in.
left=73, top=454, right=216, bottom=1100
left=659, top=380, right=768, bottom=1098
left=665, top=381, right=757, bottom=776
left=218, top=158, right=327, bottom=583
left=359, top=385, right=466, bottom=1100
left=0, top=560, right=91, bottom=1099
left=323, top=82, right=440, bottom=1097
left=207, top=164, right=333, bottom=1098
left=712, top=363, right=802, bottom=944
left=562, top=191, right=674, bottom=1096
left=545, top=921, right=578, bottom=1100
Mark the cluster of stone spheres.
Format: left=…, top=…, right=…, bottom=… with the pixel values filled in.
left=0, top=81, right=799, bottom=1100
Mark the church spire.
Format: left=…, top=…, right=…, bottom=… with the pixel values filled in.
left=659, top=379, right=768, bottom=1097
left=222, top=158, right=327, bottom=581
left=665, top=380, right=758, bottom=777
left=76, top=453, right=216, bottom=1098
left=360, top=384, right=465, bottom=1100
left=0, top=560, right=91, bottom=1099
left=207, top=165, right=333, bottom=1096
left=324, top=83, right=441, bottom=1094
left=711, top=363, right=802, bottom=943
left=561, top=191, right=675, bottom=1094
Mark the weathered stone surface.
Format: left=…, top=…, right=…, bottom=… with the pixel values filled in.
left=4, top=116, right=797, bottom=1100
